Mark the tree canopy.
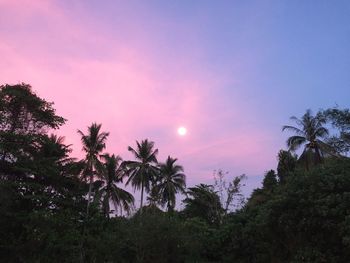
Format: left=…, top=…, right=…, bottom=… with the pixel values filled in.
left=0, top=83, right=349, bottom=262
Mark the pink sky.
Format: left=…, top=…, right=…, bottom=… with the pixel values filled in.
left=4, top=0, right=336, bottom=196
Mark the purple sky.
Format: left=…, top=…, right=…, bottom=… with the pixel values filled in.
left=1, top=0, right=350, bottom=199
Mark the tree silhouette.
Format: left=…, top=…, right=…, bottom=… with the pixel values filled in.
left=97, top=154, right=134, bottom=218
left=77, top=123, right=109, bottom=214
left=124, top=139, right=158, bottom=213
left=156, top=156, right=186, bottom=212
left=282, top=109, right=334, bottom=169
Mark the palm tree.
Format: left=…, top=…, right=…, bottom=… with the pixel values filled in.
left=77, top=123, right=109, bottom=214
left=156, top=156, right=186, bottom=212
left=282, top=109, right=334, bottom=169
left=124, top=139, right=158, bottom=212
left=39, top=134, right=75, bottom=166
left=97, top=154, right=134, bottom=218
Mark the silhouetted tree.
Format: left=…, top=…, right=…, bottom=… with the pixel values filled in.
left=96, top=154, right=134, bottom=218
left=214, top=170, right=246, bottom=214
left=0, top=83, right=65, bottom=164
left=78, top=123, right=109, bottom=214
left=277, top=150, right=297, bottom=183
left=282, top=109, right=334, bottom=169
left=320, top=107, right=350, bottom=155
left=262, top=170, right=278, bottom=191
left=183, top=184, right=223, bottom=225
left=124, top=139, right=158, bottom=212
left=156, top=156, right=186, bottom=212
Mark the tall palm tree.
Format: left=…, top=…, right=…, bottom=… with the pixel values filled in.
left=282, top=109, right=334, bottom=169
left=124, top=139, right=158, bottom=212
left=77, top=123, right=109, bottom=214
left=156, top=156, right=186, bottom=212
left=97, top=154, right=134, bottom=218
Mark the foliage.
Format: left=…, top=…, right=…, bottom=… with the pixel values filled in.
left=214, top=170, right=247, bottom=213
left=320, top=107, right=350, bottom=155
left=78, top=123, right=109, bottom=214
left=183, top=184, right=224, bottom=225
left=124, top=139, right=159, bottom=211
left=0, top=83, right=65, bottom=134
left=1, top=84, right=349, bottom=262
left=96, top=154, right=134, bottom=217
left=277, top=149, right=297, bottom=183
left=156, top=156, right=186, bottom=211
left=282, top=109, right=335, bottom=169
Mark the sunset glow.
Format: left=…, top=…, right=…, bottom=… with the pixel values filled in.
left=0, top=0, right=349, bottom=190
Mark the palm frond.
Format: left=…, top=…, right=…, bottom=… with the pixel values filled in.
left=282, top=125, right=304, bottom=135
left=286, top=136, right=306, bottom=151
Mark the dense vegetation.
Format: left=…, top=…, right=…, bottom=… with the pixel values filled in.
left=0, top=83, right=349, bottom=262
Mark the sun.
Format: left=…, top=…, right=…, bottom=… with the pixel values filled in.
left=177, top=126, right=187, bottom=136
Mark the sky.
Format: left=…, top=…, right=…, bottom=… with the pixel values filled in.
left=1, top=0, right=350, bottom=200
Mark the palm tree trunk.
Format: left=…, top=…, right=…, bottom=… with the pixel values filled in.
left=167, top=203, right=174, bottom=213
left=140, top=180, right=144, bottom=214
left=106, top=190, right=110, bottom=219
left=86, top=174, right=93, bottom=216
left=315, top=146, right=323, bottom=164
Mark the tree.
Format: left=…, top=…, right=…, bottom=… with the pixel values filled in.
left=0, top=84, right=81, bottom=213
left=183, top=184, right=223, bottom=225
left=0, top=83, right=65, bottom=134
left=156, top=156, right=186, bottom=212
left=262, top=170, right=278, bottom=191
left=214, top=170, right=246, bottom=214
left=0, top=83, right=65, bottom=164
left=277, top=150, right=297, bottom=184
left=282, top=109, right=334, bottom=169
left=320, top=107, right=350, bottom=155
left=124, top=139, right=159, bottom=212
left=77, top=123, right=109, bottom=214
left=0, top=85, right=87, bottom=262
left=97, top=154, right=134, bottom=218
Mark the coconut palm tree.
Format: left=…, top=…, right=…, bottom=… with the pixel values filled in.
left=77, top=123, right=109, bottom=214
left=282, top=109, right=334, bottom=169
left=156, top=156, right=186, bottom=212
left=38, top=134, right=74, bottom=166
left=97, top=154, right=134, bottom=218
left=124, top=139, right=158, bottom=212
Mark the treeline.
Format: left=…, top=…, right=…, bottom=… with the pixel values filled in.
left=0, top=83, right=349, bottom=262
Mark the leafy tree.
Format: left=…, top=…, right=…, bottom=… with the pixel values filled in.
left=262, top=170, right=278, bottom=191
left=124, top=139, right=159, bottom=212
left=320, top=107, right=350, bottom=155
left=214, top=170, right=246, bottom=214
left=277, top=150, right=297, bottom=184
left=0, top=83, right=65, bottom=134
left=183, top=184, right=224, bottom=225
left=236, top=158, right=350, bottom=262
left=246, top=170, right=278, bottom=209
left=261, top=158, right=350, bottom=262
left=77, top=123, right=109, bottom=214
left=97, top=154, right=134, bottom=218
left=282, top=109, right=335, bottom=169
left=0, top=83, right=65, bottom=164
left=156, top=156, right=186, bottom=212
